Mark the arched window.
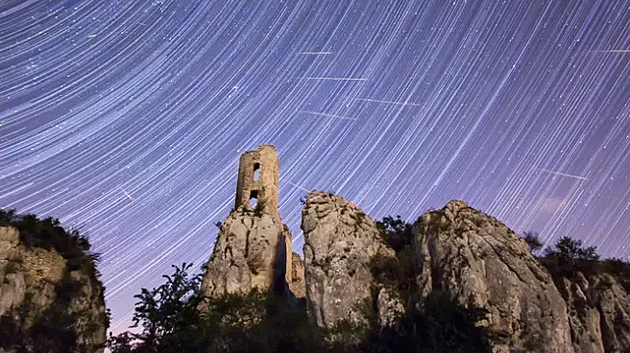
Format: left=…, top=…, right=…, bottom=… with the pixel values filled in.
left=249, top=190, right=259, bottom=209
left=253, top=163, right=260, bottom=181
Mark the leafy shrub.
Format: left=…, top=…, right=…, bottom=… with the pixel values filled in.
left=376, top=216, right=413, bottom=254
left=538, top=235, right=630, bottom=292
left=546, top=236, right=599, bottom=262
left=521, top=231, right=543, bottom=255
left=373, top=216, right=420, bottom=307
left=540, top=236, right=602, bottom=277
left=0, top=208, right=107, bottom=353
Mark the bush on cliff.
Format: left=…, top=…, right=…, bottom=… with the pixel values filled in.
left=521, top=231, right=544, bottom=255
left=109, top=259, right=493, bottom=353
left=0, top=208, right=107, bottom=353
left=522, top=232, right=630, bottom=290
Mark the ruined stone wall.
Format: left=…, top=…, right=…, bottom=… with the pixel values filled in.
left=201, top=145, right=296, bottom=301
left=235, top=145, right=281, bottom=226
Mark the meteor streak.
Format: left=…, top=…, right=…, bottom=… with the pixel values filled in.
left=298, top=51, right=334, bottom=55
left=589, top=49, right=630, bottom=53
left=299, top=77, right=368, bottom=81
left=541, top=169, right=588, bottom=181
left=356, top=98, right=423, bottom=107
left=285, top=181, right=310, bottom=192
left=299, top=110, right=356, bottom=120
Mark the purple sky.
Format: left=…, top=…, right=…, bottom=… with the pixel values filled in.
left=1, top=0, right=629, bottom=333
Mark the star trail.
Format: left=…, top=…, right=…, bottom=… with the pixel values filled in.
left=1, top=0, right=629, bottom=333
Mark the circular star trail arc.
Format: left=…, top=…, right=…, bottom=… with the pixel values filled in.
left=1, top=0, right=629, bottom=332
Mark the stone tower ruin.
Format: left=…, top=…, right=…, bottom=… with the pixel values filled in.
left=235, top=145, right=281, bottom=226
left=199, top=145, right=298, bottom=302
left=234, top=145, right=295, bottom=292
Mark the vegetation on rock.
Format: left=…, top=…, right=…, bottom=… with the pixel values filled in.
left=0, top=208, right=108, bottom=353
left=523, top=231, right=630, bottom=290
left=522, top=231, right=544, bottom=255
left=108, top=215, right=492, bottom=353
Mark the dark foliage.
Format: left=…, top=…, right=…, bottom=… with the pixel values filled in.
left=372, top=216, right=421, bottom=307
left=375, top=216, right=414, bottom=254
left=536, top=235, right=630, bottom=291
left=108, top=263, right=325, bottom=353
left=0, top=208, right=100, bottom=276
left=540, top=236, right=601, bottom=277
left=0, top=208, right=106, bottom=353
left=110, top=213, right=493, bottom=353
left=360, top=292, right=491, bottom=353
left=521, top=231, right=543, bottom=255
left=546, top=236, right=600, bottom=262
left=109, top=260, right=493, bottom=353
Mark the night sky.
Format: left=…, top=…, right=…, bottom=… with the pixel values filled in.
left=1, top=0, right=629, bottom=333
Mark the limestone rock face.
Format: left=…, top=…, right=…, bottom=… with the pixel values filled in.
left=201, top=144, right=293, bottom=303
left=301, top=191, right=401, bottom=330
left=289, top=252, right=306, bottom=299
left=0, top=226, right=107, bottom=353
left=200, top=208, right=287, bottom=299
left=558, top=272, right=630, bottom=353
left=413, top=201, right=574, bottom=353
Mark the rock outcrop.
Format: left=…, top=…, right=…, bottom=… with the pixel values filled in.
left=0, top=225, right=107, bottom=353
left=289, top=252, right=306, bottom=299
left=413, top=200, right=574, bottom=353
left=200, top=208, right=287, bottom=298
left=200, top=145, right=293, bottom=305
left=557, top=272, right=630, bottom=353
left=198, top=146, right=629, bottom=352
left=301, top=191, right=403, bottom=331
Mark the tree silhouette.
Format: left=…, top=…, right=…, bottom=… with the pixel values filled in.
left=522, top=231, right=543, bottom=255
left=546, top=236, right=599, bottom=262
left=376, top=215, right=414, bottom=253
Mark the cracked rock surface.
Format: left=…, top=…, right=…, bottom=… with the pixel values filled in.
left=413, top=200, right=574, bottom=353
left=289, top=252, right=306, bottom=299
left=301, top=191, right=402, bottom=331
left=0, top=226, right=107, bottom=353
left=557, top=271, right=630, bottom=353
left=200, top=207, right=287, bottom=300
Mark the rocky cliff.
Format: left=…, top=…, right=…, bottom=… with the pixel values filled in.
left=0, top=215, right=107, bottom=353
left=556, top=271, right=630, bottom=353
left=412, top=200, right=574, bottom=353
left=300, top=194, right=629, bottom=352
left=289, top=251, right=306, bottom=300
left=301, top=191, right=403, bottom=332
left=200, top=207, right=288, bottom=300
left=195, top=145, right=629, bottom=352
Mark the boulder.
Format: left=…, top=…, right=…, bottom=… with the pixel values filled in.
left=200, top=207, right=287, bottom=301
left=413, top=200, right=574, bottom=353
left=301, top=191, right=402, bottom=332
